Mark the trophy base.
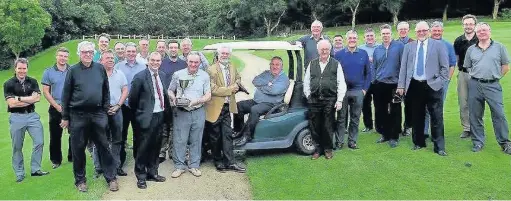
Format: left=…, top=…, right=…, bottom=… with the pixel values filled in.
left=176, top=98, right=191, bottom=107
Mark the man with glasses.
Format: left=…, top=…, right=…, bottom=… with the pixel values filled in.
left=114, top=42, right=126, bottom=64
left=397, top=21, right=449, bottom=156
left=61, top=41, right=118, bottom=192
left=454, top=14, right=479, bottom=139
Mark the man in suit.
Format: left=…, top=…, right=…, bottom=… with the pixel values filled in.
left=397, top=21, right=449, bottom=156
left=397, top=21, right=415, bottom=137
left=129, top=52, right=169, bottom=189
left=205, top=46, right=246, bottom=173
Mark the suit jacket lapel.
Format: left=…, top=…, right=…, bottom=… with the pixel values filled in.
left=411, top=41, right=418, bottom=72
left=425, top=39, right=434, bottom=71
left=146, top=69, right=155, bottom=98
left=216, top=64, right=226, bottom=87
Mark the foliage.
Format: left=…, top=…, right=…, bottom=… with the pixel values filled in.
left=0, top=0, right=51, bottom=59
left=500, top=8, right=511, bottom=19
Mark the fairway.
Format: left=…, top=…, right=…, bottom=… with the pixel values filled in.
left=0, top=21, right=510, bottom=199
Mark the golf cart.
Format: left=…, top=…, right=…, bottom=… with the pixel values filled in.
left=203, top=41, right=315, bottom=155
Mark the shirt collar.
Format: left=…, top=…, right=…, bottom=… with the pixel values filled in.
left=80, top=61, right=93, bottom=69
left=310, top=35, right=324, bottom=40
left=53, top=64, right=69, bottom=71
left=345, top=47, right=359, bottom=53
left=476, top=39, right=494, bottom=50
left=418, top=38, right=429, bottom=46
left=319, top=56, right=330, bottom=64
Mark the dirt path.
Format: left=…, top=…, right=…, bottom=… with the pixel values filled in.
left=102, top=51, right=269, bottom=200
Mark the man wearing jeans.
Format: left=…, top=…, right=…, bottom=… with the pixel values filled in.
left=454, top=14, right=479, bottom=138
left=334, top=30, right=371, bottom=149
left=4, top=58, right=49, bottom=183
left=42, top=47, right=72, bottom=169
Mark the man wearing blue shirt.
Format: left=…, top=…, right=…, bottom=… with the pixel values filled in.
left=334, top=30, right=371, bottom=149
left=372, top=24, right=405, bottom=148
left=93, top=33, right=110, bottom=62
left=297, top=20, right=333, bottom=67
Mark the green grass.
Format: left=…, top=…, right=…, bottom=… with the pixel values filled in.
left=247, top=21, right=511, bottom=199
left=0, top=38, right=242, bottom=199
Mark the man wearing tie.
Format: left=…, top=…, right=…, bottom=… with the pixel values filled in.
left=129, top=52, right=169, bottom=189
left=397, top=21, right=449, bottom=156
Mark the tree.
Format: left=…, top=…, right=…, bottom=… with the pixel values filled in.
left=246, top=0, right=287, bottom=37
left=379, top=0, right=405, bottom=27
left=0, top=0, right=51, bottom=59
left=339, top=0, right=363, bottom=29
left=492, top=0, right=506, bottom=20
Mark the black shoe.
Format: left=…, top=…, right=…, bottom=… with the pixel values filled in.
left=436, top=150, right=448, bottom=156
left=226, top=164, right=246, bottom=173
left=389, top=140, right=398, bottom=148
left=31, top=170, right=50, bottom=176
left=16, top=176, right=24, bottom=183
left=117, top=168, right=127, bottom=176
left=147, top=175, right=166, bottom=182
left=362, top=127, right=373, bottom=132
left=159, top=157, right=166, bottom=164
left=94, top=170, right=103, bottom=178
left=424, top=134, right=430, bottom=139
left=402, top=128, right=412, bottom=136
left=348, top=142, right=359, bottom=149
left=460, top=131, right=471, bottom=138
left=376, top=137, right=389, bottom=143
left=334, top=143, right=344, bottom=150
left=215, top=164, right=227, bottom=173
left=472, top=144, right=483, bottom=152
left=412, top=145, right=424, bottom=150
left=137, top=180, right=147, bottom=189
left=234, top=136, right=251, bottom=147
left=52, top=163, right=61, bottom=169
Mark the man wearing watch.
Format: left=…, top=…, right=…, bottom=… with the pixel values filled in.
left=4, top=58, right=50, bottom=183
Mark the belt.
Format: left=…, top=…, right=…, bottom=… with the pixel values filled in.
left=472, top=77, right=498, bottom=83
left=412, top=79, right=427, bottom=83
left=176, top=107, right=201, bottom=112
left=12, top=109, right=35, bottom=114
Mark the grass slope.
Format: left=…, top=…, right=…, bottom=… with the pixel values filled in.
left=0, top=38, right=241, bottom=199
left=248, top=21, right=511, bottom=200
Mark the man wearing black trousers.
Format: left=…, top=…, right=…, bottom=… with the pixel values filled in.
left=41, top=47, right=72, bottom=169
left=129, top=52, right=168, bottom=189
left=397, top=21, right=449, bottom=156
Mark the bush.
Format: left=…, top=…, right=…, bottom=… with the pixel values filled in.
left=500, top=8, right=511, bottom=19
left=0, top=42, right=13, bottom=70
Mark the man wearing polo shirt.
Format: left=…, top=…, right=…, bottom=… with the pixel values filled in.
left=158, top=40, right=187, bottom=163
left=4, top=58, right=49, bottom=183
left=358, top=27, right=381, bottom=133
left=454, top=14, right=479, bottom=139
left=464, top=22, right=511, bottom=154
left=334, top=30, right=371, bottom=149
left=372, top=24, right=404, bottom=148
left=93, top=33, right=110, bottom=62
left=42, top=47, right=72, bottom=169
left=101, top=50, right=129, bottom=176
left=115, top=42, right=146, bottom=164
left=297, top=20, right=333, bottom=67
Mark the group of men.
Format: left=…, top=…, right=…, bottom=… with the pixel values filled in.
left=300, top=15, right=509, bottom=159
left=4, top=33, right=292, bottom=193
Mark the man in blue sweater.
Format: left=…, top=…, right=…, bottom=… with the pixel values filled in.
left=233, top=57, right=290, bottom=146
left=334, top=30, right=371, bottom=149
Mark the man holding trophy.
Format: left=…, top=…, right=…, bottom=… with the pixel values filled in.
left=168, top=52, right=211, bottom=178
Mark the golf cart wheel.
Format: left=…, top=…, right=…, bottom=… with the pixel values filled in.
left=295, top=128, right=316, bottom=155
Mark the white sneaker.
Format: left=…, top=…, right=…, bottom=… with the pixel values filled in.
left=171, top=169, right=185, bottom=178
left=188, top=168, right=202, bottom=177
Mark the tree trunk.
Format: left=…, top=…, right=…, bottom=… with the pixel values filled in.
left=14, top=51, right=20, bottom=60
left=312, top=11, right=318, bottom=21
left=442, top=3, right=449, bottom=21
left=350, top=1, right=360, bottom=30
left=264, top=16, right=271, bottom=37
left=493, top=0, right=501, bottom=20
left=392, top=12, right=398, bottom=27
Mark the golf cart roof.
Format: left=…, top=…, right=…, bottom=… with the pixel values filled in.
left=203, top=41, right=302, bottom=51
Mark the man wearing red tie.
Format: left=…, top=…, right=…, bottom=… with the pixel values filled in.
left=129, top=52, right=170, bottom=189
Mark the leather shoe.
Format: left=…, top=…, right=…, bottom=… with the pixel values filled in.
left=159, top=157, right=166, bottom=164
left=324, top=150, right=333, bottom=159
left=227, top=164, right=246, bottom=173
left=109, top=180, right=119, bottom=192
left=362, top=127, right=373, bottom=132
left=311, top=152, right=320, bottom=160
left=117, top=168, right=127, bottom=176
left=402, top=128, right=412, bottom=136
left=94, top=170, right=103, bottom=178
left=334, top=143, right=344, bottom=150
left=412, top=145, right=424, bottom=150
left=147, top=175, right=166, bottom=182
left=460, top=131, right=471, bottom=138
left=234, top=136, right=251, bottom=147
left=472, top=144, right=483, bottom=152
left=502, top=144, right=511, bottom=155
left=389, top=140, right=398, bottom=148
left=376, top=137, right=389, bottom=143
left=76, top=182, right=88, bottom=192
left=348, top=142, right=359, bottom=149
left=52, top=163, right=61, bottom=169
left=137, top=180, right=147, bottom=189
left=215, top=164, right=226, bottom=173
left=31, top=170, right=50, bottom=176
left=436, top=150, right=448, bottom=156
left=16, top=176, right=24, bottom=183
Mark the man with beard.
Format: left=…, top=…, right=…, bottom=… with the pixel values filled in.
left=158, top=40, right=187, bottom=163
left=93, top=33, right=110, bottom=62
left=454, top=14, right=479, bottom=139
left=179, top=38, right=209, bottom=70
left=129, top=52, right=169, bottom=189
left=114, top=42, right=126, bottom=64
left=42, top=47, right=72, bottom=169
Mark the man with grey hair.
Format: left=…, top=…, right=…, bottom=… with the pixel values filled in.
left=168, top=52, right=211, bottom=178
left=397, top=21, right=415, bottom=137
left=137, top=37, right=150, bottom=63
left=114, top=42, right=126, bottom=64
left=397, top=21, right=449, bottom=156
left=179, top=38, right=210, bottom=70
left=61, top=41, right=118, bottom=192
left=464, top=22, right=511, bottom=154
left=423, top=21, right=457, bottom=137
left=454, top=14, right=479, bottom=138
left=4, top=58, right=49, bottom=183
left=304, top=39, right=346, bottom=160
left=297, top=20, right=333, bottom=67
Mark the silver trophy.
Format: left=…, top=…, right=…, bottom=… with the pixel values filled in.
left=176, top=78, right=193, bottom=107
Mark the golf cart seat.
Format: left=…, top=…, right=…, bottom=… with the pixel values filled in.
left=263, top=79, right=295, bottom=119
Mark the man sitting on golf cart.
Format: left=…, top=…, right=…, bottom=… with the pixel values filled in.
left=233, top=56, right=290, bottom=146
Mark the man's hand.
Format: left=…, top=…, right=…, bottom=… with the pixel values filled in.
left=55, top=104, right=63, bottom=113
left=108, top=104, right=121, bottom=115
left=229, top=84, right=239, bottom=93
left=334, top=101, right=343, bottom=111
left=60, top=120, right=69, bottom=129
left=188, top=99, right=199, bottom=108
left=295, top=41, right=303, bottom=48
left=396, top=88, right=404, bottom=96
left=170, top=98, right=177, bottom=107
